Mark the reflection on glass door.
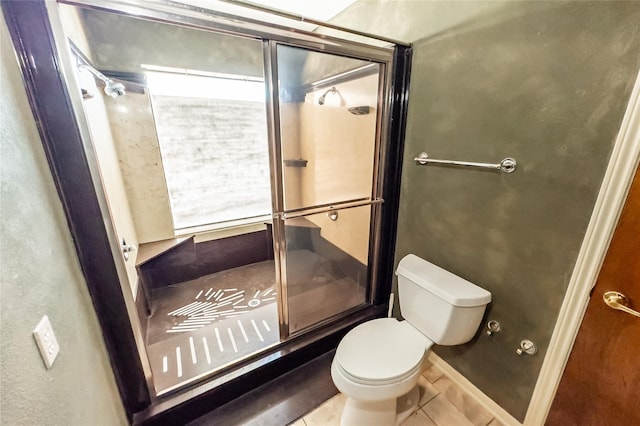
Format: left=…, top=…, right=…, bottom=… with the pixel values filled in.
left=284, top=206, right=372, bottom=333
left=58, top=5, right=280, bottom=396
left=58, top=0, right=387, bottom=396
left=276, top=45, right=382, bottom=333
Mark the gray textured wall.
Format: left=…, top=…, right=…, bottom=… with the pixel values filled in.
left=0, top=15, right=127, bottom=425
left=334, top=0, right=640, bottom=420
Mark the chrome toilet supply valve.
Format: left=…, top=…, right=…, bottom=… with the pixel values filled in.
left=486, top=320, right=501, bottom=336
left=516, top=339, right=537, bottom=355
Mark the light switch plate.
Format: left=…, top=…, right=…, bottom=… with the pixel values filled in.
left=33, top=315, right=60, bottom=369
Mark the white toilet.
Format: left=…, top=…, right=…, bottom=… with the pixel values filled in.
left=331, top=254, right=491, bottom=426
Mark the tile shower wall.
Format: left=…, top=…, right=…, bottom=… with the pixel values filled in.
left=297, top=75, right=379, bottom=263
left=61, top=5, right=141, bottom=294
left=104, top=92, right=175, bottom=243
left=333, top=1, right=640, bottom=420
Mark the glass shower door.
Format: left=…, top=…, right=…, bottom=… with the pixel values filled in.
left=275, top=45, right=383, bottom=334
left=283, top=205, right=373, bottom=332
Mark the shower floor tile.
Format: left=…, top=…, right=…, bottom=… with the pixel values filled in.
left=144, top=250, right=366, bottom=395
left=147, top=260, right=277, bottom=345
left=145, top=260, right=279, bottom=395
left=147, top=303, right=279, bottom=395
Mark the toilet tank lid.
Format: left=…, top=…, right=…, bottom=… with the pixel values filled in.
left=396, top=254, right=491, bottom=307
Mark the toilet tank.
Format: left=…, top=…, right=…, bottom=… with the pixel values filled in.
left=396, top=254, right=491, bottom=346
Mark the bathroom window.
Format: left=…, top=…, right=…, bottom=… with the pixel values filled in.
left=145, top=66, right=271, bottom=232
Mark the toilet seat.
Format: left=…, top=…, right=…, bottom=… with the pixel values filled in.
left=335, top=318, right=429, bottom=386
left=335, top=356, right=423, bottom=386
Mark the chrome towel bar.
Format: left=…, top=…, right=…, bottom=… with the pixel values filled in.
left=414, top=152, right=517, bottom=174
left=280, top=198, right=384, bottom=220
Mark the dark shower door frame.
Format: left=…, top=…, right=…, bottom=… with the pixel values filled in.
left=2, top=0, right=412, bottom=423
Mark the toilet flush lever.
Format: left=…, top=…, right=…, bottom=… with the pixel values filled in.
left=516, top=339, right=537, bottom=356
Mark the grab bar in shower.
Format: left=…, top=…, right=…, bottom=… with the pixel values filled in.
left=414, top=152, right=517, bottom=174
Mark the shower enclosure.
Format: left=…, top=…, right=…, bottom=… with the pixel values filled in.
left=3, top=0, right=411, bottom=421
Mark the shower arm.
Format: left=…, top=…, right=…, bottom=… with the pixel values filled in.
left=77, top=60, right=126, bottom=98
left=78, top=62, right=111, bottom=86
left=70, top=39, right=113, bottom=87
left=318, top=87, right=338, bottom=105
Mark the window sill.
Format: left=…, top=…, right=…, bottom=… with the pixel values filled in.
left=174, top=215, right=273, bottom=243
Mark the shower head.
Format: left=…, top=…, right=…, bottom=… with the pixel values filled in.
left=104, top=80, right=126, bottom=98
left=78, top=63, right=126, bottom=98
left=318, top=86, right=339, bottom=105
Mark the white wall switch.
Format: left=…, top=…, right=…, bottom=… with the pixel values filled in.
left=33, top=315, right=60, bottom=369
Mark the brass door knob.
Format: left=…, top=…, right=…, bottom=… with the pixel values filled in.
left=603, top=291, right=640, bottom=318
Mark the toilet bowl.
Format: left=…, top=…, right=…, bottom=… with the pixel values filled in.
left=331, top=318, right=432, bottom=425
left=331, top=254, right=491, bottom=426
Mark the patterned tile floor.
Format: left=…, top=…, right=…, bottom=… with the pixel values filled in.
left=291, top=361, right=505, bottom=426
